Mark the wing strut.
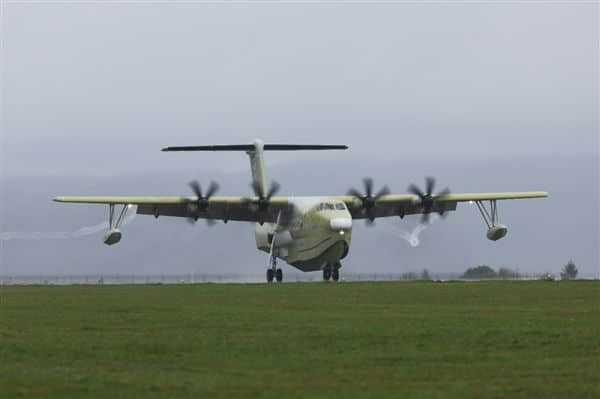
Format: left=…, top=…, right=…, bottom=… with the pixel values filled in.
left=109, top=204, right=131, bottom=230
left=475, top=200, right=499, bottom=229
left=105, top=204, right=133, bottom=245
left=473, top=200, right=508, bottom=241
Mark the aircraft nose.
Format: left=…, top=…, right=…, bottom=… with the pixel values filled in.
left=330, top=218, right=352, bottom=231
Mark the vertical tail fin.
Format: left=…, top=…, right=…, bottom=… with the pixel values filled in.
left=161, top=139, right=348, bottom=198
left=247, top=139, right=267, bottom=198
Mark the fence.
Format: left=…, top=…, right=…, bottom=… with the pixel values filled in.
left=1, top=272, right=597, bottom=285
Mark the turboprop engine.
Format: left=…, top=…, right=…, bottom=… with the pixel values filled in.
left=486, top=224, right=508, bottom=241
left=255, top=223, right=293, bottom=253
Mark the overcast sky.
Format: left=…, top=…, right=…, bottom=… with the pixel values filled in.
left=1, top=2, right=598, bottom=277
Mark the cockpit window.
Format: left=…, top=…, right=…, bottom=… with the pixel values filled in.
left=316, top=202, right=340, bottom=211
left=335, top=203, right=346, bottom=210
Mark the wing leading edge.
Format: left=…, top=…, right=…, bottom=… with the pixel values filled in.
left=336, top=191, right=548, bottom=220
left=54, top=191, right=547, bottom=222
left=54, top=196, right=190, bottom=205
left=53, top=196, right=291, bottom=224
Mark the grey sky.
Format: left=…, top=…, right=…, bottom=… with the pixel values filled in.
left=1, top=2, right=598, bottom=277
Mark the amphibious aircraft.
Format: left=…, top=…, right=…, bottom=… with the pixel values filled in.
left=54, top=139, right=548, bottom=282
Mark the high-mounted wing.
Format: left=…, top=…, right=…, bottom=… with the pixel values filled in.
left=339, top=191, right=548, bottom=220
left=340, top=177, right=548, bottom=223
left=53, top=196, right=293, bottom=224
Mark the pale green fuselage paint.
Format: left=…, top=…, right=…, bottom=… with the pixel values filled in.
left=248, top=139, right=352, bottom=271
left=255, top=198, right=352, bottom=272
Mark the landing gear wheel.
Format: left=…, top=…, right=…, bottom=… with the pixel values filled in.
left=323, top=265, right=332, bottom=281
left=266, top=269, right=274, bottom=283
left=275, top=268, right=283, bottom=282
left=332, top=268, right=339, bottom=282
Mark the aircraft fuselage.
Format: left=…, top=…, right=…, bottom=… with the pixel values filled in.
left=255, top=197, right=352, bottom=272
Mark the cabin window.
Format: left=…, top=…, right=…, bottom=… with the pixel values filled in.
left=335, top=203, right=346, bottom=210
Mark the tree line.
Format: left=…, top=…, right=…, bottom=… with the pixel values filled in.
left=462, top=260, right=578, bottom=280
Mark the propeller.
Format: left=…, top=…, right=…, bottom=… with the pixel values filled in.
left=251, top=180, right=281, bottom=211
left=246, top=180, right=283, bottom=225
left=187, top=180, right=219, bottom=226
left=347, top=177, right=390, bottom=225
left=407, top=176, right=451, bottom=223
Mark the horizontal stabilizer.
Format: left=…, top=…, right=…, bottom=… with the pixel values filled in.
left=162, top=144, right=348, bottom=152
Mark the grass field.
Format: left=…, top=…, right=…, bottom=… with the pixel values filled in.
left=1, top=281, right=599, bottom=398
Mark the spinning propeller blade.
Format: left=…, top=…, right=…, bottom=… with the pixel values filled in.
left=246, top=180, right=283, bottom=224
left=347, top=178, right=390, bottom=226
left=187, top=180, right=219, bottom=226
left=407, top=177, right=451, bottom=223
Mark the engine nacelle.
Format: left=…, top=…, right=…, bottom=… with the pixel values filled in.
left=255, top=223, right=274, bottom=251
left=254, top=223, right=293, bottom=252
left=487, top=224, right=508, bottom=241
left=103, top=229, right=122, bottom=246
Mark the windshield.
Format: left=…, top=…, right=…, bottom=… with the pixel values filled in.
left=317, top=202, right=345, bottom=211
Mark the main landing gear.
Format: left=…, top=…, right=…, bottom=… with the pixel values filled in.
left=266, top=212, right=284, bottom=283
left=266, top=268, right=283, bottom=283
left=267, top=256, right=283, bottom=283
left=323, top=262, right=341, bottom=282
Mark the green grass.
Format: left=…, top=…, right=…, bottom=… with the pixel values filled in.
left=1, top=281, right=599, bottom=398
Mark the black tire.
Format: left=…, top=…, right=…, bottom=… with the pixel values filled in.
left=275, top=268, right=283, bottom=282
left=332, top=268, right=339, bottom=282
left=323, top=266, right=331, bottom=281
left=266, top=269, right=274, bottom=283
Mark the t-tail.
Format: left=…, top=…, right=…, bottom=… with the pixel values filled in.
left=162, top=139, right=348, bottom=198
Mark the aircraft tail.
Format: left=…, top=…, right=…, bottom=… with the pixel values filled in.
left=162, top=139, right=348, bottom=198
left=161, top=142, right=348, bottom=152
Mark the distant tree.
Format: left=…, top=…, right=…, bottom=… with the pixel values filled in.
left=421, top=269, right=432, bottom=281
left=462, top=265, right=497, bottom=279
left=561, top=259, right=578, bottom=280
left=497, top=267, right=520, bottom=280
